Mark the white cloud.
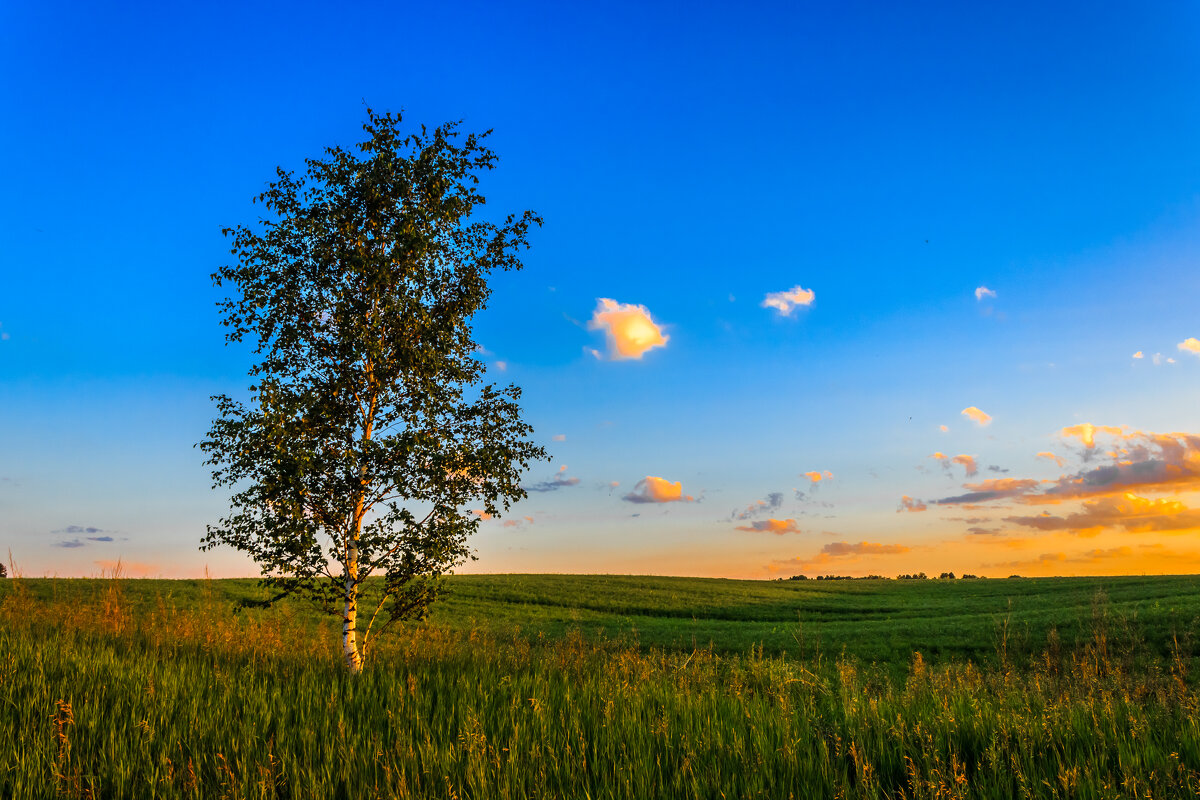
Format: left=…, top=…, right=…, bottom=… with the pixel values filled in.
left=975, top=286, right=997, bottom=301
left=761, top=285, right=816, bottom=316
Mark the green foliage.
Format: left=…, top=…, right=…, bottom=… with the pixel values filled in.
left=3, top=577, right=1200, bottom=798
left=199, top=110, right=545, bottom=664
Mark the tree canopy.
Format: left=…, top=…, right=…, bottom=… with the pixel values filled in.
left=200, top=109, right=545, bottom=672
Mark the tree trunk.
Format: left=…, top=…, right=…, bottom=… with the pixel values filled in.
left=342, top=538, right=363, bottom=674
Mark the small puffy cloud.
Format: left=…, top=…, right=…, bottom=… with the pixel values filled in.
left=732, top=492, right=784, bottom=520
left=524, top=466, right=581, bottom=493
left=898, top=496, right=927, bottom=513
left=55, top=525, right=108, bottom=535
left=803, top=470, right=833, bottom=483
left=939, top=425, right=949, bottom=433
left=502, top=515, right=536, bottom=529
left=961, top=406, right=992, bottom=426
left=623, top=476, right=694, bottom=504
left=736, top=518, right=802, bottom=534
left=952, top=455, right=978, bottom=476
left=551, top=434, right=566, bottom=442
left=975, top=286, right=997, bottom=301
left=470, top=509, right=493, bottom=521
left=1133, top=351, right=1144, bottom=359
left=1060, top=423, right=1124, bottom=449
left=1036, top=451, right=1065, bottom=467
left=762, top=285, right=816, bottom=316
left=1178, top=338, right=1200, bottom=355
left=930, top=453, right=977, bottom=476
left=587, top=298, right=668, bottom=360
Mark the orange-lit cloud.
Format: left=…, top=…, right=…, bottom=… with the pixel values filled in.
left=1036, top=451, right=1065, bottom=467
left=961, top=406, right=992, bottom=426
left=898, top=496, right=927, bottom=512
left=587, top=298, right=668, bottom=360
left=736, top=518, right=802, bottom=534
left=623, top=476, right=694, bottom=504
left=984, top=547, right=1136, bottom=571
left=1060, top=423, right=1125, bottom=449
left=804, top=470, right=833, bottom=483
left=1133, top=351, right=1144, bottom=359
left=930, top=452, right=978, bottom=476
left=974, top=286, right=997, bottom=301
left=502, top=515, right=535, bottom=529
left=939, top=425, right=949, bottom=433
left=762, top=285, right=815, bottom=316
left=1005, top=493, right=1200, bottom=536
left=779, top=540, right=912, bottom=573
left=1178, top=338, right=1200, bottom=355
left=470, top=509, right=493, bottom=521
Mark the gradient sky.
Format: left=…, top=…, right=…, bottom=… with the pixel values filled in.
left=4, top=1, right=1200, bottom=579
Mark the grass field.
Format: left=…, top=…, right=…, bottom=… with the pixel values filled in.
left=3, top=572, right=1200, bottom=798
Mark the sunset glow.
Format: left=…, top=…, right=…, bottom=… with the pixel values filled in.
left=3, top=3, right=1199, bottom=582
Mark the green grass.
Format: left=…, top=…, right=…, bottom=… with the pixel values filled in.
left=3, top=573, right=1200, bottom=798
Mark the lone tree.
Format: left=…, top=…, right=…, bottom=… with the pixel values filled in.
left=201, top=110, right=545, bottom=673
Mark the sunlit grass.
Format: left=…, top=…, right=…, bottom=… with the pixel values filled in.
left=2, top=570, right=1199, bottom=798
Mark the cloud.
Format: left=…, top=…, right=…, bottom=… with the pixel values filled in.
left=975, top=286, right=997, bottom=301
left=930, top=453, right=977, bottom=476
left=822, top=541, right=910, bottom=557
left=494, top=360, right=507, bottom=372
left=935, top=478, right=1041, bottom=505
left=1005, top=493, right=1200, bottom=537
left=502, top=515, right=536, bottom=529
left=55, top=540, right=87, bottom=549
left=1036, top=451, right=1066, bottom=467
left=1133, top=351, right=1144, bottom=359
left=1178, top=338, right=1200, bottom=355
left=961, top=406, right=992, bottom=426
left=587, top=298, right=668, bottom=360
left=952, top=455, right=978, bottom=476
left=470, top=509, right=493, bottom=521
left=623, top=476, right=694, bottom=504
left=524, top=465, right=581, bottom=493
left=761, top=285, right=816, bottom=316
left=54, top=525, right=108, bottom=535
left=777, top=540, right=912, bottom=573
left=898, top=496, right=927, bottom=512
left=985, top=547, right=1135, bottom=572
left=736, top=518, right=803, bottom=534
left=1060, top=423, right=1125, bottom=449
left=939, top=425, right=949, bottom=433
left=732, top=492, right=784, bottom=520
left=552, top=434, right=566, bottom=442
left=803, top=470, right=833, bottom=483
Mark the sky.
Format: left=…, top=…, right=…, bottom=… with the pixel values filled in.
left=3, top=1, right=1200, bottom=579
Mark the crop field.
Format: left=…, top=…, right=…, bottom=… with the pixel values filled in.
left=3, top=572, right=1200, bottom=798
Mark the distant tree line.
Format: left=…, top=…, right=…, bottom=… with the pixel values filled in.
left=775, top=571, right=988, bottom=582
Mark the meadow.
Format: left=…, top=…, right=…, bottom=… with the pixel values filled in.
left=3, top=572, right=1200, bottom=798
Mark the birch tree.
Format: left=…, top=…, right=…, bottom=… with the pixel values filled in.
left=200, top=110, right=545, bottom=673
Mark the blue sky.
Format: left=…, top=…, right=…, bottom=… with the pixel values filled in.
left=4, top=1, right=1200, bottom=578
